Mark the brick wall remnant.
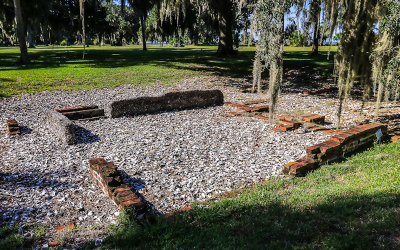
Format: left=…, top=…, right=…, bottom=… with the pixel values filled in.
left=108, top=90, right=224, bottom=118
left=45, top=110, right=76, bottom=145
left=6, top=119, right=21, bottom=135
left=283, top=123, right=387, bottom=177
left=55, top=105, right=105, bottom=120
left=89, top=158, right=145, bottom=211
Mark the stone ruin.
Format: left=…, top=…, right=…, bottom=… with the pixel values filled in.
left=44, top=89, right=224, bottom=145
left=3, top=89, right=390, bottom=216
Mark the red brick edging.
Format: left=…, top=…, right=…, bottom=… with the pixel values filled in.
left=283, top=123, right=387, bottom=176
left=89, top=158, right=145, bottom=211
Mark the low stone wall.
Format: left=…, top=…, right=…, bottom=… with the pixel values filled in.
left=89, top=158, right=145, bottom=211
left=45, top=110, right=76, bottom=145
left=283, top=123, right=387, bottom=177
left=108, top=89, right=224, bottom=118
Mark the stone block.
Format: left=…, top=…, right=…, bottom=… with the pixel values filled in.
left=45, top=110, right=76, bottom=145
left=108, top=90, right=224, bottom=118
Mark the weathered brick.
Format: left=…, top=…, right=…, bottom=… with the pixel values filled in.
left=300, top=114, right=325, bottom=124
left=225, top=103, right=247, bottom=108
left=276, top=124, right=294, bottom=131
left=236, top=105, right=253, bottom=112
left=249, top=105, right=269, bottom=113
left=112, top=185, right=131, bottom=194
left=319, top=140, right=340, bottom=152
left=330, top=131, right=354, bottom=144
left=256, top=115, right=268, bottom=120
left=61, top=108, right=105, bottom=120
left=283, top=121, right=302, bottom=129
left=306, top=145, right=321, bottom=155
left=391, top=135, right=400, bottom=142
left=243, top=99, right=266, bottom=105
left=54, top=105, right=98, bottom=113
left=89, top=158, right=146, bottom=213
left=282, top=162, right=299, bottom=174
left=6, top=119, right=21, bottom=135
left=221, top=112, right=241, bottom=117
left=119, top=197, right=144, bottom=210
left=49, top=241, right=60, bottom=247
left=283, top=159, right=317, bottom=177
left=278, top=115, right=295, bottom=122
left=114, top=193, right=138, bottom=204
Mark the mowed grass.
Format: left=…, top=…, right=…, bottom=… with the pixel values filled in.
left=0, top=45, right=337, bottom=97
left=104, top=142, right=400, bottom=249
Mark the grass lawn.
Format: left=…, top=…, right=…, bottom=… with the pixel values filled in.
left=0, top=45, right=336, bottom=97
left=104, top=142, right=400, bottom=249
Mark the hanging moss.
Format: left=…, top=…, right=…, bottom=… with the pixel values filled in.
left=251, top=0, right=292, bottom=122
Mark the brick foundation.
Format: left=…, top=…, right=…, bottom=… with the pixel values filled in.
left=272, top=114, right=327, bottom=133
left=283, top=123, right=387, bottom=177
left=55, top=105, right=105, bottom=120
left=6, top=119, right=21, bottom=135
left=89, top=158, right=145, bottom=211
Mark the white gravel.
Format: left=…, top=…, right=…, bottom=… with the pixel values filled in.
left=0, top=79, right=360, bottom=229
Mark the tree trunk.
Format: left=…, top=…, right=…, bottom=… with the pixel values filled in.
left=13, top=0, right=28, bottom=64
left=216, top=0, right=235, bottom=56
left=140, top=14, right=147, bottom=51
left=311, top=0, right=321, bottom=55
left=121, top=0, right=125, bottom=13
left=27, top=25, right=35, bottom=48
left=80, top=0, right=86, bottom=59
left=119, top=0, right=125, bottom=46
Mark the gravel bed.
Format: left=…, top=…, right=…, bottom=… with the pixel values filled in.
left=0, top=79, right=363, bottom=231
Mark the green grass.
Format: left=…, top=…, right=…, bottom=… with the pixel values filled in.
left=104, top=142, right=400, bottom=249
left=0, top=226, right=24, bottom=249
left=0, top=45, right=337, bottom=97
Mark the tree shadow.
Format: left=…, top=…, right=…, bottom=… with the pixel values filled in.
left=105, top=190, right=400, bottom=249
left=74, top=125, right=100, bottom=144
left=0, top=47, right=336, bottom=81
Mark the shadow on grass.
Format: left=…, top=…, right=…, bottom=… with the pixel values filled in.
left=0, top=47, right=335, bottom=80
left=104, top=190, right=400, bottom=249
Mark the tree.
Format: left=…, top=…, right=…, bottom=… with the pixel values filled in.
left=289, top=30, right=305, bottom=46
left=128, top=0, right=156, bottom=51
left=12, top=0, right=28, bottom=64
left=159, top=0, right=247, bottom=56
